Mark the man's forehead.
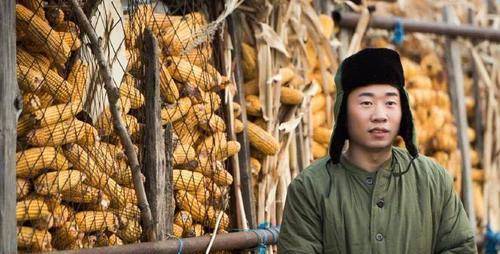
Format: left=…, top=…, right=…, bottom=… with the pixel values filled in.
left=351, top=84, right=400, bottom=96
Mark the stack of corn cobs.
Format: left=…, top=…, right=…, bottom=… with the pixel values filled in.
left=14, top=1, right=238, bottom=252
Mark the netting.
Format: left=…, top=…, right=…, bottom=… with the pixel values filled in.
left=15, top=0, right=234, bottom=251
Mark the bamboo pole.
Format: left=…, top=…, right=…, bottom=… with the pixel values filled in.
left=68, top=0, right=155, bottom=241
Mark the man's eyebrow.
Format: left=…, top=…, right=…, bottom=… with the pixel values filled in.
left=358, top=92, right=374, bottom=97
left=386, top=92, right=399, bottom=97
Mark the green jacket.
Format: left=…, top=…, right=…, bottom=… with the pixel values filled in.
left=277, top=147, right=477, bottom=253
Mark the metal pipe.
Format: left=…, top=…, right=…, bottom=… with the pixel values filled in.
left=333, top=11, right=500, bottom=42
left=53, top=228, right=280, bottom=254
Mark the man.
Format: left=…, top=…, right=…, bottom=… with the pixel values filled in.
left=278, top=48, right=476, bottom=253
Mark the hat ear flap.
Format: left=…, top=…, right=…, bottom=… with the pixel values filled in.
left=398, top=89, right=419, bottom=158
left=329, top=95, right=349, bottom=163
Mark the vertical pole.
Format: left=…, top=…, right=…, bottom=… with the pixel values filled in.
left=142, top=28, right=167, bottom=240
left=443, top=6, right=477, bottom=234
left=0, top=0, right=19, bottom=252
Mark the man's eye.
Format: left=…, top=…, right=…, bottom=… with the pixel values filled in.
left=386, top=101, right=397, bottom=106
left=361, top=101, right=372, bottom=106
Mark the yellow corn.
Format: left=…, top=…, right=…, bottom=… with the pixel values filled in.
left=188, top=188, right=211, bottom=205
left=18, top=0, right=46, bottom=20
left=280, top=87, right=304, bottom=105
left=234, top=118, right=244, bottom=133
left=95, top=97, right=132, bottom=136
left=16, top=178, right=31, bottom=200
left=96, top=233, right=124, bottom=247
left=52, top=220, right=82, bottom=250
left=206, top=207, right=230, bottom=230
left=175, top=44, right=213, bottom=67
left=173, top=120, right=203, bottom=146
left=245, top=95, right=262, bottom=116
left=175, top=190, right=207, bottom=224
left=109, top=203, right=141, bottom=226
left=16, top=199, right=53, bottom=225
left=166, top=56, right=218, bottom=91
left=120, top=74, right=144, bottom=109
left=311, top=94, right=326, bottom=113
left=17, top=65, right=44, bottom=92
left=250, top=157, right=262, bottom=176
left=75, top=211, right=118, bottom=233
left=174, top=211, right=193, bottom=230
left=312, top=111, right=326, bottom=128
left=160, top=13, right=208, bottom=55
left=58, top=31, right=81, bottom=51
left=64, top=144, right=128, bottom=208
left=34, top=170, right=86, bottom=196
left=279, top=67, right=296, bottom=84
left=173, top=224, right=184, bottom=238
left=26, top=118, right=99, bottom=147
left=199, top=114, right=226, bottom=133
left=197, top=132, right=227, bottom=155
left=17, top=226, right=52, bottom=251
left=173, top=170, right=206, bottom=192
left=161, top=97, right=192, bottom=124
left=81, top=235, right=98, bottom=249
left=313, top=127, right=332, bottom=145
left=51, top=202, right=74, bottom=228
left=16, top=147, right=70, bottom=178
left=241, top=43, right=257, bottom=80
left=233, top=102, right=242, bottom=117
left=84, top=142, right=133, bottom=188
left=200, top=91, right=221, bottom=113
left=22, top=92, right=42, bottom=113
left=247, top=122, right=279, bottom=155
left=122, top=187, right=139, bottom=206
left=16, top=4, right=70, bottom=64
left=67, top=59, right=88, bottom=103
left=32, top=101, right=83, bottom=127
left=46, top=7, right=65, bottom=26
left=17, top=113, right=35, bottom=137
left=38, top=92, right=55, bottom=108
left=16, top=48, right=51, bottom=74
left=53, top=20, right=79, bottom=34
left=117, top=220, right=142, bottom=243
left=159, top=65, right=180, bottom=103
left=112, top=159, right=133, bottom=188
left=199, top=163, right=233, bottom=186
left=243, top=79, right=259, bottom=96
left=312, top=141, right=328, bottom=159
left=186, top=224, right=205, bottom=237
left=173, top=143, right=197, bottom=166
left=61, top=183, right=110, bottom=208
left=214, top=141, right=241, bottom=161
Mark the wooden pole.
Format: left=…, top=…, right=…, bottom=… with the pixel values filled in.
left=164, top=122, right=174, bottom=237
left=0, top=0, right=19, bottom=252
left=142, top=28, right=168, bottom=240
left=443, top=6, right=477, bottom=234
left=68, top=0, right=155, bottom=241
left=228, top=12, right=257, bottom=229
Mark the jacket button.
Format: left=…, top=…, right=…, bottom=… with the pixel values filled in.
left=375, top=233, right=384, bottom=241
left=365, top=177, right=374, bottom=185
left=377, top=199, right=385, bottom=208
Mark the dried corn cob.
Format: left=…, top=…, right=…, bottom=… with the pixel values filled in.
left=186, top=224, right=205, bottom=237
left=188, top=188, right=211, bottom=205
left=234, top=118, right=244, bottom=133
left=279, top=67, right=295, bottom=84
left=45, top=7, right=64, bottom=26
left=280, top=87, right=304, bottom=105
left=16, top=178, right=31, bottom=200
left=18, top=0, right=46, bottom=20
left=174, top=211, right=193, bottom=230
left=96, top=233, right=124, bottom=247
left=175, top=190, right=206, bottom=224
left=52, top=220, right=82, bottom=250
left=26, top=119, right=99, bottom=147
left=166, top=56, right=218, bottom=91
left=312, top=111, right=326, bottom=128
left=202, top=166, right=233, bottom=186
left=246, top=95, right=262, bottom=116
left=64, top=144, right=128, bottom=208
left=16, top=5, right=70, bottom=64
left=83, top=142, right=121, bottom=179
left=311, top=94, right=326, bottom=112
left=17, top=113, right=36, bottom=137
left=34, top=170, right=86, bottom=196
left=22, top=93, right=42, bottom=113
left=81, top=235, right=97, bottom=249
left=17, top=65, right=44, bottom=92
left=199, top=114, right=226, bottom=133
left=161, top=97, right=192, bottom=124
left=173, top=143, right=197, bottom=165
left=75, top=211, right=118, bottom=233
left=16, top=48, right=51, bottom=74
left=109, top=203, right=141, bottom=226
left=160, top=14, right=208, bottom=55
left=33, top=101, right=83, bottom=127
left=243, top=79, right=259, bottom=96
left=233, top=102, right=241, bottom=117
left=200, top=91, right=222, bottom=113
left=112, top=159, right=133, bottom=188
left=58, top=31, right=81, bottom=51
left=159, top=65, right=180, bottom=103
left=17, top=226, right=52, bottom=251
left=214, top=141, right=241, bottom=161
left=51, top=202, right=74, bottom=228
left=175, top=44, right=213, bottom=67
left=18, top=64, right=73, bottom=102
left=95, top=97, right=132, bottom=135
left=16, top=147, right=71, bottom=178
left=120, top=74, right=144, bottom=109
left=206, top=207, right=230, bottom=229
left=241, top=43, right=257, bottom=80
left=173, top=224, right=184, bottom=238
left=67, top=59, right=88, bottom=103
left=122, top=187, right=138, bottom=206
left=312, top=141, right=327, bottom=159
left=61, top=183, right=110, bottom=208
left=173, top=170, right=206, bottom=192
left=16, top=199, right=53, bottom=225
left=247, top=121, right=279, bottom=155
left=313, top=127, right=332, bottom=145
left=197, top=132, right=227, bottom=155
left=117, top=220, right=142, bottom=243
left=250, top=157, right=261, bottom=176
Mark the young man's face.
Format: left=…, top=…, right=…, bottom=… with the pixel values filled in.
left=346, top=84, right=402, bottom=152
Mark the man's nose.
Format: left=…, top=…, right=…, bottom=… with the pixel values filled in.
left=371, top=104, right=388, bottom=123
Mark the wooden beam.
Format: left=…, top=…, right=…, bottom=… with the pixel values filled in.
left=443, top=6, right=477, bottom=234
left=0, top=0, right=19, bottom=252
left=142, top=28, right=168, bottom=240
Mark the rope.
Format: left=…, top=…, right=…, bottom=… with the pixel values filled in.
left=177, top=237, right=184, bottom=254
left=391, top=19, right=405, bottom=45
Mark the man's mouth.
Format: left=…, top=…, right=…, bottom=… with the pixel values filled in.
left=368, top=128, right=389, bottom=133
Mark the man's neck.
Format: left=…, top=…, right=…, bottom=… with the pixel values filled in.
left=344, top=144, right=393, bottom=173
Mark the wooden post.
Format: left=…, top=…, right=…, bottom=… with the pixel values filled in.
left=164, top=122, right=174, bottom=238
left=443, top=6, right=477, bottom=234
left=142, top=28, right=167, bottom=240
left=0, top=0, right=19, bottom=252
left=228, top=12, right=257, bottom=230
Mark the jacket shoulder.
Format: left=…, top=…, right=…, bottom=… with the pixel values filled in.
left=289, top=156, right=333, bottom=197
